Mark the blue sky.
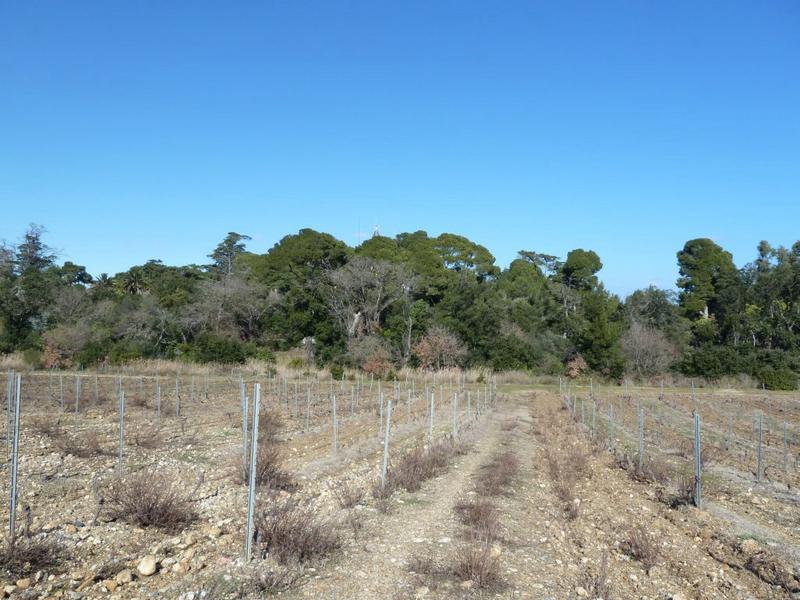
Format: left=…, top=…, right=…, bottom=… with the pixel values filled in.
left=1, top=1, right=798, bottom=296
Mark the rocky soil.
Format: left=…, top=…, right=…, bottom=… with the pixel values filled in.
left=1, top=385, right=798, bottom=599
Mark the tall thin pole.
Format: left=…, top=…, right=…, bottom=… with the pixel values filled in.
left=694, top=412, right=702, bottom=507
left=117, top=390, right=125, bottom=471
left=429, top=391, right=435, bottom=443
left=638, top=408, right=645, bottom=470
left=9, top=375, right=21, bottom=540
left=331, top=394, right=338, bottom=456
left=241, top=380, right=248, bottom=464
left=381, top=400, right=393, bottom=488
left=244, top=384, right=261, bottom=561
left=756, top=412, right=764, bottom=483
left=452, top=393, right=458, bottom=438
left=783, top=421, right=789, bottom=472
left=156, top=380, right=161, bottom=428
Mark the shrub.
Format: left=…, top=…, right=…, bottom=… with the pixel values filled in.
left=22, top=348, right=43, bottom=368
left=252, top=498, right=341, bottom=564
left=579, top=552, right=614, bottom=599
left=132, top=429, right=163, bottom=449
left=104, top=469, right=198, bottom=531
left=382, top=436, right=468, bottom=494
left=621, top=525, right=660, bottom=573
left=183, top=334, right=246, bottom=364
left=0, top=537, right=64, bottom=578
left=329, top=479, right=365, bottom=509
left=759, top=368, right=798, bottom=391
left=475, top=451, right=518, bottom=496
left=370, top=476, right=397, bottom=513
left=453, top=544, right=501, bottom=589
left=455, top=498, right=500, bottom=542
left=241, top=442, right=296, bottom=491
left=287, top=357, right=306, bottom=370
left=30, top=416, right=60, bottom=437
left=662, top=474, right=695, bottom=508
left=54, top=428, right=110, bottom=458
left=249, top=564, right=305, bottom=594
left=329, top=364, right=344, bottom=381
left=251, top=408, right=285, bottom=444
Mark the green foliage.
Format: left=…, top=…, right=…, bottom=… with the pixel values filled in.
left=287, top=357, right=306, bottom=370
left=181, top=334, right=246, bottom=364
left=560, top=249, right=602, bottom=290
left=677, top=238, right=737, bottom=319
left=759, top=368, right=797, bottom=391
left=22, top=348, right=43, bottom=368
left=0, top=225, right=798, bottom=384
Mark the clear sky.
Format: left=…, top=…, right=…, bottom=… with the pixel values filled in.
left=1, top=1, right=798, bottom=296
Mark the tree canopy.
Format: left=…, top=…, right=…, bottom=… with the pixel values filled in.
left=1, top=225, right=798, bottom=388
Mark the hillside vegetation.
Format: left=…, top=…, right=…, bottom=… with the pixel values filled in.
left=1, top=226, right=798, bottom=388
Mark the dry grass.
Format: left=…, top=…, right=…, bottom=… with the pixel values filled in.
left=453, top=544, right=501, bottom=589
left=104, top=469, right=198, bottom=532
left=475, top=451, right=518, bottom=496
left=329, top=479, right=365, bottom=509
left=0, top=536, right=64, bottom=578
left=621, top=525, right=660, bottom=573
left=455, top=498, right=501, bottom=542
left=252, top=498, right=341, bottom=565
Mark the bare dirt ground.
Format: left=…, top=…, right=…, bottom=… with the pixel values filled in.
left=1, top=381, right=799, bottom=599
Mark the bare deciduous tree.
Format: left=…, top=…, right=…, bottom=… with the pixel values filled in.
left=180, top=276, right=281, bottom=342
left=412, top=326, right=466, bottom=370
left=321, top=256, right=413, bottom=339
left=621, top=321, right=677, bottom=378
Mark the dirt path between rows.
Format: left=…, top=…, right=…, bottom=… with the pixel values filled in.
left=293, top=390, right=798, bottom=599
left=292, top=407, right=502, bottom=599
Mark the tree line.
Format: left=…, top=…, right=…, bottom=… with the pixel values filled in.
left=1, top=226, right=798, bottom=388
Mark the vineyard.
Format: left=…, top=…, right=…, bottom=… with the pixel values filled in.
left=1, top=372, right=799, bottom=598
